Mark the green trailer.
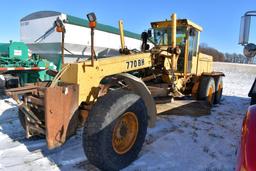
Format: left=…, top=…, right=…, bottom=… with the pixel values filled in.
left=0, top=41, right=57, bottom=88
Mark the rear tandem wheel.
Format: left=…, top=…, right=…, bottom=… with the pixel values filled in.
left=198, top=76, right=216, bottom=106
left=213, top=76, right=223, bottom=104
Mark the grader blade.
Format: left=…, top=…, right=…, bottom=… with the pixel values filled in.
left=6, top=83, right=79, bottom=149
left=157, top=99, right=211, bottom=116
left=44, top=84, right=79, bottom=149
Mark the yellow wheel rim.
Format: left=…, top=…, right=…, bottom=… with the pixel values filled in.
left=112, top=112, right=139, bottom=155
left=208, top=86, right=213, bottom=104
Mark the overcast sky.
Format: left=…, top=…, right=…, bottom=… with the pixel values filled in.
left=0, top=0, right=255, bottom=54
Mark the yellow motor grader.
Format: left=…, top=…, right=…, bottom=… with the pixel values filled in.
left=6, top=12, right=224, bottom=170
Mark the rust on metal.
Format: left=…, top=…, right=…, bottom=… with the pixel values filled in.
left=44, top=83, right=79, bottom=149
left=5, top=85, right=39, bottom=96
left=6, top=80, right=81, bottom=149
left=27, top=96, right=44, bottom=106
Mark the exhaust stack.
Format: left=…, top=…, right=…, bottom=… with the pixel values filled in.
left=171, top=13, right=177, bottom=49
left=119, top=20, right=125, bottom=50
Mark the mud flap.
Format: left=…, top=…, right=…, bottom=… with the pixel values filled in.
left=116, top=73, right=157, bottom=128
left=44, top=84, right=79, bottom=149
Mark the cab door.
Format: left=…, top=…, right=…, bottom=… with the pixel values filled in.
left=187, top=28, right=200, bottom=74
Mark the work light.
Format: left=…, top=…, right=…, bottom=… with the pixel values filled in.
left=55, top=17, right=65, bottom=33
left=87, top=12, right=97, bottom=28
left=87, top=13, right=96, bottom=22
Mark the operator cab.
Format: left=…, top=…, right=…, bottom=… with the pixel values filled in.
left=150, top=19, right=202, bottom=74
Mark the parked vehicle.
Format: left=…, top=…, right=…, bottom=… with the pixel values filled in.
left=237, top=11, right=256, bottom=171
left=0, top=41, right=56, bottom=88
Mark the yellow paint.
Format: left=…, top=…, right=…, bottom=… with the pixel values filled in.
left=112, top=111, right=138, bottom=155
left=60, top=13, right=213, bottom=106
left=61, top=53, right=152, bottom=104
left=195, top=32, right=201, bottom=75
left=151, top=19, right=203, bottom=32
left=171, top=13, right=176, bottom=48
left=119, top=20, right=125, bottom=49
left=151, top=15, right=212, bottom=78
left=184, top=28, right=189, bottom=78
left=191, top=53, right=212, bottom=75
left=162, top=57, right=172, bottom=83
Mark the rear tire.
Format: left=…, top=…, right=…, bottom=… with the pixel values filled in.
left=83, top=90, right=148, bottom=171
left=214, top=76, right=223, bottom=104
left=198, top=77, right=215, bottom=106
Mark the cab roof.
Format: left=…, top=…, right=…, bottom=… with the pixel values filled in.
left=151, top=19, right=203, bottom=32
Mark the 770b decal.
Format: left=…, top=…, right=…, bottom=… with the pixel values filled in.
left=126, top=59, right=145, bottom=69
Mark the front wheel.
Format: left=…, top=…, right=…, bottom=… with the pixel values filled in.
left=83, top=90, right=148, bottom=171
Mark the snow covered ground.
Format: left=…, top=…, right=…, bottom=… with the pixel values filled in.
left=0, top=62, right=255, bottom=171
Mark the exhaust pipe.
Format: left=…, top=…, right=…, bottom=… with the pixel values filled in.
left=171, top=13, right=177, bottom=49
left=119, top=20, right=125, bottom=50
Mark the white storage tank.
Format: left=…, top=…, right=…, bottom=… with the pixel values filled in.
left=20, top=11, right=143, bottom=64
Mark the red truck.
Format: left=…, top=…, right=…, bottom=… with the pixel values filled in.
left=237, top=11, right=256, bottom=171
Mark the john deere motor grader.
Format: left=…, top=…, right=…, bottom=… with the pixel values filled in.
left=6, top=13, right=224, bottom=170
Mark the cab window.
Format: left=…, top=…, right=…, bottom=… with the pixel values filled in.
left=152, top=26, right=187, bottom=46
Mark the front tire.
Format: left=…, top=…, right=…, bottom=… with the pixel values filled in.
left=83, top=90, right=148, bottom=171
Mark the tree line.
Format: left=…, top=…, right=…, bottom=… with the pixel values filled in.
left=199, top=43, right=253, bottom=64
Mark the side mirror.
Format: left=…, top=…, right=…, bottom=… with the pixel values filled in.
left=141, top=31, right=150, bottom=51
left=239, top=15, right=251, bottom=45
left=141, top=31, right=148, bottom=40
left=243, top=43, right=256, bottom=58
